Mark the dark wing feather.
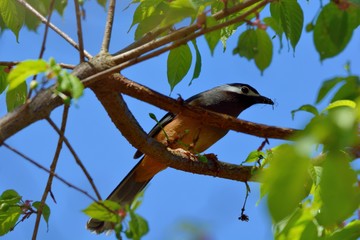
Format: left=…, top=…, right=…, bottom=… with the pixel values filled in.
left=133, top=112, right=175, bottom=159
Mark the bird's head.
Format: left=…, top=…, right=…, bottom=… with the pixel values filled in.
left=188, top=83, right=274, bottom=116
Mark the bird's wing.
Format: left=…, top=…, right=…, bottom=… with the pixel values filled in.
left=133, top=112, right=175, bottom=159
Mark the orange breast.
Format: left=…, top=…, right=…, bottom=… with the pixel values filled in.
left=134, top=114, right=228, bottom=182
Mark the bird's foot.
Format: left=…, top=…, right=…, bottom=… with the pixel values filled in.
left=203, top=153, right=221, bottom=176
left=168, top=148, right=198, bottom=162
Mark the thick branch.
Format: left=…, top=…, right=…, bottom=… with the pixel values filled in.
left=90, top=77, right=257, bottom=182
left=103, top=75, right=296, bottom=140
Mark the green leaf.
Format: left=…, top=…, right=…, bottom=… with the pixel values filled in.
left=67, top=74, right=84, bottom=99
left=134, top=2, right=167, bottom=40
left=204, top=16, right=221, bottom=55
left=0, top=66, right=8, bottom=94
left=331, top=76, right=360, bottom=103
left=0, top=190, right=21, bottom=204
left=308, top=165, right=322, bottom=186
left=23, top=0, right=48, bottom=31
left=167, top=44, right=192, bottom=92
left=7, top=60, right=48, bottom=91
left=126, top=209, right=149, bottom=240
left=317, top=152, right=360, bottom=227
left=270, top=0, right=303, bottom=51
left=0, top=203, right=21, bottom=236
left=0, top=0, right=24, bottom=41
left=291, top=104, right=319, bottom=120
left=0, top=190, right=22, bottom=236
left=82, top=200, right=121, bottom=223
left=54, top=0, right=68, bottom=16
left=164, top=0, right=197, bottom=25
left=97, top=0, right=107, bottom=8
left=314, top=3, right=357, bottom=60
left=316, top=77, right=344, bottom=103
left=6, top=81, right=27, bottom=112
left=254, top=29, right=273, bottom=73
left=243, top=150, right=263, bottom=163
left=32, top=202, right=51, bottom=229
left=129, top=0, right=163, bottom=31
left=327, top=220, right=360, bottom=240
left=189, top=40, right=202, bottom=85
left=233, top=29, right=273, bottom=73
left=263, top=16, right=283, bottom=49
left=233, top=29, right=258, bottom=60
left=325, top=100, right=356, bottom=111
left=262, top=144, right=310, bottom=223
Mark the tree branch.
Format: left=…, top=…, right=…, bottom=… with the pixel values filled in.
left=100, top=0, right=116, bottom=53
left=32, top=105, right=69, bottom=240
left=74, top=0, right=86, bottom=62
left=98, top=74, right=296, bottom=140
left=46, top=117, right=102, bottom=200
left=15, top=0, right=92, bottom=59
left=112, top=0, right=265, bottom=63
left=2, top=142, right=99, bottom=203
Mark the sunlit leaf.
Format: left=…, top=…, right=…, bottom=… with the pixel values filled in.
left=325, top=100, right=356, bottom=111
left=7, top=60, right=48, bottom=91
left=327, top=220, right=360, bottom=240
left=243, top=150, right=263, bottom=163
left=83, top=200, right=121, bottom=223
left=0, top=190, right=22, bottom=236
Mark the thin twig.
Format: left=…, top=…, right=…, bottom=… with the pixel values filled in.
left=2, top=142, right=99, bottom=202
left=32, top=105, right=69, bottom=240
left=15, top=0, right=92, bottom=59
left=74, top=0, right=85, bottom=62
left=84, top=1, right=268, bottom=87
left=46, top=117, right=102, bottom=200
left=100, top=0, right=116, bottom=53
left=28, top=0, right=56, bottom=100
left=37, top=0, right=56, bottom=60
left=112, top=0, right=264, bottom=63
left=0, top=61, right=75, bottom=69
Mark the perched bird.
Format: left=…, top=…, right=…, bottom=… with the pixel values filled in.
left=87, top=83, right=274, bottom=232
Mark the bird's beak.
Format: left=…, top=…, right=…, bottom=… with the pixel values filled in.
left=257, top=95, right=274, bottom=105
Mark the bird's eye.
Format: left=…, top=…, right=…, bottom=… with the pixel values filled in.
left=241, top=86, right=249, bottom=94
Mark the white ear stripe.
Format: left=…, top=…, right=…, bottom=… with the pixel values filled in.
left=223, top=85, right=260, bottom=97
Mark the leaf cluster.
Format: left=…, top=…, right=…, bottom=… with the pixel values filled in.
left=255, top=73, right=360, bottom=240
left=0, top=190, right=50, bottom=236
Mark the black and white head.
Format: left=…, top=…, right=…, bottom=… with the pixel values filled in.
left=187, top=83, right=274, bottom=117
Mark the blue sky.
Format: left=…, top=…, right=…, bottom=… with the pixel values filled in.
left=1, top=1, right=359, bottom=240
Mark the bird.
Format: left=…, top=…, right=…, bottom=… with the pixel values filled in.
left=87, top=83, right=274, bottom=232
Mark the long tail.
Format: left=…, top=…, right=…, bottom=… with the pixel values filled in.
left=86, top=159, right=152, bottom=233
left=86, top=156, right=166, bottom=233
